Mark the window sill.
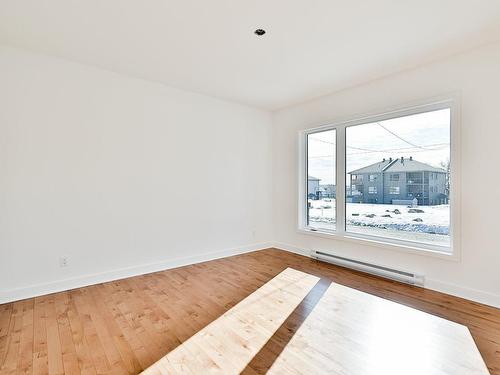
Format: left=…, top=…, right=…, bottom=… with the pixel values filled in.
left=297, top=227, right=459, bottom=261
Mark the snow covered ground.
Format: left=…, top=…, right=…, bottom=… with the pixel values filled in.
left=308, top=199, right=450, bottom=246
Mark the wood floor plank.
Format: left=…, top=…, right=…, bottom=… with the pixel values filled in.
left=1, top=301, right=24, bottom=374
left=17, top=300, right=34, bottom=374
left=32, top=296, right=49, bottom=375
left=0, top=304, right=13, bottom=369
left=45, top=296, right=64, bottom=375
left=71, top=290, right=110, bottom=374
left=0, top=248, right=498, bottom=374
left=0, top=304, right=13, bottom=337
left=65, top=293, right=96, bottom=375
left=54, top=292, right=83, bottom=375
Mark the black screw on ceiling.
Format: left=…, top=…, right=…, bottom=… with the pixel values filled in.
left=254, top=29, right=266, bottom=36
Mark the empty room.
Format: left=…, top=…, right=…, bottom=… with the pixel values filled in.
left=1, top=1, right=499, bottom=374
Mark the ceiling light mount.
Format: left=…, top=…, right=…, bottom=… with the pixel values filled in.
left=254, top=29, right=266, bottom=36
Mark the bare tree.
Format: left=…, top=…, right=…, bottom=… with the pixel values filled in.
left=440, top=159, right=451, bottom=197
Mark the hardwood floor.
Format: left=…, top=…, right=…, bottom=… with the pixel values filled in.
left=0, top=248, right=499, bottom=374
left=144, top=268, right=489, bottom=374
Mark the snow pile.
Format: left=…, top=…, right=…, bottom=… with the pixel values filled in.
left=308, top=200, right=449, bottom=235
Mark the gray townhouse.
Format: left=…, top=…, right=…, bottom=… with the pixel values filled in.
left=308, top=177, right=336, bottom=199
left=348, top=157, right=448, bottom=206
left=308, top=175, right=321, bottom=199
left=320, top=184, right=336, bottom=198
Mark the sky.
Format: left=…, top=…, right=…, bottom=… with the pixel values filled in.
left=307, top=108, right=451, bottom=185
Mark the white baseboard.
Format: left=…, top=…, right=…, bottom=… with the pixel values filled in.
left=271, top=241, right=310, bottom=257
left=0, top=242, right=273, bottom=304
left=271, top=241, right=500, bottom=308
left=424, top=279, right=500, bottom=308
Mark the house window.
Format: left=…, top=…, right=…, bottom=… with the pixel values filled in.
left=301, top=100, right=457, bottom=255
left=306, top=129, right=336, bottom=231
left=389, top=174, right=400, bottom=182
left=389, top=186, right=400, bottom=195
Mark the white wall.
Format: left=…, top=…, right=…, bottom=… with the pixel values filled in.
left=272, top=42, right=500, bottom=307
left=0, top=45, right=273, bottom=303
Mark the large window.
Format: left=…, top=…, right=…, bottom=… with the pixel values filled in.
left=301, top=100, right=458, bottom=255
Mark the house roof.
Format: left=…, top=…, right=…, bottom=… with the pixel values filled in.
left=308, top=175, right=320, bottom=181
left=348, top=159, right=393, bottom=174
left=349, top=158, right=446, bottom=174
left=385, top=159, right=446, bottom=173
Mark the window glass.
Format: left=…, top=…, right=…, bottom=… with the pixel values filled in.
left=389, top=186, right=400, bottom=194
left=345, top=108, right=451, bottom=247
left=307, top=129, right=336, bottom=231
left=390, top=173, right=400, bottom=182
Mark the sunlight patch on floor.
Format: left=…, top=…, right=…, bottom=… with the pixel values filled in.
left=141, top=268, right=319, bottom=374
left=267, top=283, right=489, bottom=375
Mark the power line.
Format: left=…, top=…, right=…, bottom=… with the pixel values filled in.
left=309, top=122, right=449, bottom=152
left=347, top=143, right=449, bottom=156
left=307, top=142, right=449, bottom=158
left=348, top=145, right=385, bottom=152
left=310, top=136, right=378, bottom=152
left=376, top=122, right=430, bottom=150
left=308, top=134, right=447, bottom=154
left=308, top=137, right=335, bottom=145
left=309, top=136, right=411, bottom=153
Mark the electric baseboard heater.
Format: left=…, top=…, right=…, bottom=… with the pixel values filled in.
left=310, top=250, right=424, bottom=286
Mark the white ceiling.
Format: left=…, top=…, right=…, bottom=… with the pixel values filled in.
left=1, top=1, right=500, bottom=110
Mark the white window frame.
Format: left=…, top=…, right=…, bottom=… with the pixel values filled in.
left=298, top=95, right=461, bottom=260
